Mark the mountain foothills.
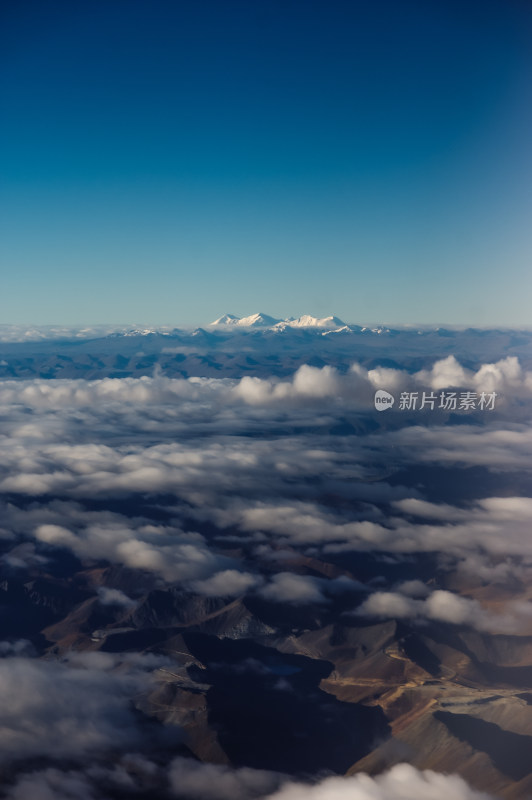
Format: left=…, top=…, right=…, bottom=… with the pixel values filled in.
left=0, top=317, right=531, bottom=798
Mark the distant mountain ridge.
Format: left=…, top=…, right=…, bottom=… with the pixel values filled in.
left=1, top=320, right=531, bottom=384
left=1, top=319, right=526, bottom=346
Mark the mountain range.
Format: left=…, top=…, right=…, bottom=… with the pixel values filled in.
left=0, top=317, right=530, bottom=383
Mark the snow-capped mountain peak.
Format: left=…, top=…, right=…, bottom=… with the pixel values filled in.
left=210, top=312, right=281, bottom=327
left=274, top=314, right=346, bottom=330
left=237, top=312, right=281, bottom=327
left=210, top=314, right=241, bottom=326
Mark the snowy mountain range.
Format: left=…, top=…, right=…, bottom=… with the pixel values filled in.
left=210, top=312, right=350, bottom=331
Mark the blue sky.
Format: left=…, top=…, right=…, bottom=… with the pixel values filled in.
left=1, top=0, right=531, bottom=326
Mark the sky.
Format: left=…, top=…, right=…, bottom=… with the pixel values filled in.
left=1, top=0, right=531, bottom=327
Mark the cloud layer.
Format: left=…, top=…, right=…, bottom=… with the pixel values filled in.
left=0, top=352, right=530, bottom=797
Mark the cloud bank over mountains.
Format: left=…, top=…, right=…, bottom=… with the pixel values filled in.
left=0, top=325, right=531, bottom=798
left=1, top=356, right=531, bottom=607
left=0, top=353, right=530, bottom=411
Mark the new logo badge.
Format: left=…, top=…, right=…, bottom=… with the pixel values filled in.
left=374, top=389, right=395, bottom=411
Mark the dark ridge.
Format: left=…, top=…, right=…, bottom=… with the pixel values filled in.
left=476, top=662, right=532, bottom=689
left=0, top=580, right=83, bottom=638
left=183, top=632, right=390, bottom=776
left=243, top=595, right=326, bottom=634
left=404, top=620, right=480, bottom=662
left=400, top=632, right=441, bottom=677
left=101, top=626, right=180, bottom=652
left=435, top=711, right=532, bottom=781
left=440, top=695, right=502, bottom=708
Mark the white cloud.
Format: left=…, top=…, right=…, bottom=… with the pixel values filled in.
left=265, top=763, right=492, bottom=800
left=0, top=657, right=155, bottom=762
left=259, top=572, right=326, bottom=604
left=97, top=586, right=136, bottom=609
left=233, top=365, right=341, bottom=406
left=356, top=588, right=532, bottom=634
left=4, top=769, right=97, bottom=800
left=472, top=356, right=522, bottom=394
left=357, top=589, right=486, bottom=626
left=32, top=519, right=233, bottom=584
left=191, top=569, right=262, bottom=597
left=0, top=640, right=34, bottom=657
left=394, top=580, right=430, bottom=598
left=414, top=355, right=471, bottom=390
left=168, top=758, right=282, bottom=800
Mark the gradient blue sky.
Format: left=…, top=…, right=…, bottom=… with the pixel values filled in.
left=1, top=0, right=531, bottom=326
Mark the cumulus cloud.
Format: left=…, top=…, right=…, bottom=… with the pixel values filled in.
left=0, top=374, right=204, bottom=409
left=191, top=569, right=262, bottom=597
left=233, top=354, right=532, bottom=411
left=391, top=495, right=532, bottom=559
left=4, top=768, right=98, bottom=800
left=394, top=579, right=430, bottom=598
left=361, top=354, right=530, bottom=404
left=0, top=354, right=526, bottom=420
left=31, top=517, right=234, bottom=584
left=2, top=754, right=168, bottom=799
left=356, top=588, right=532, bottom=634
left=1, top=542, right=48, bottom=570
left=0, top=656, right=159, bottom=762
left=0, top=639, right=34, bottom=657
left=1, top=413, right=531, bottom=591
left=208, top=485, right=532, bottom=566
left=233, top=365, right=342, bottom=406
left=1, top=761, right=492, bottom=800
left=97, top=586, right=136, bottom=609
left=385, top=424, right=532, bottom=470
left=264, top=763, right=492, bottom=800
left=414, top=355, right=472, bottom=390
left=259, top=572, right=326, bottom=604
left=168, top=757, right=282, bottom=799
